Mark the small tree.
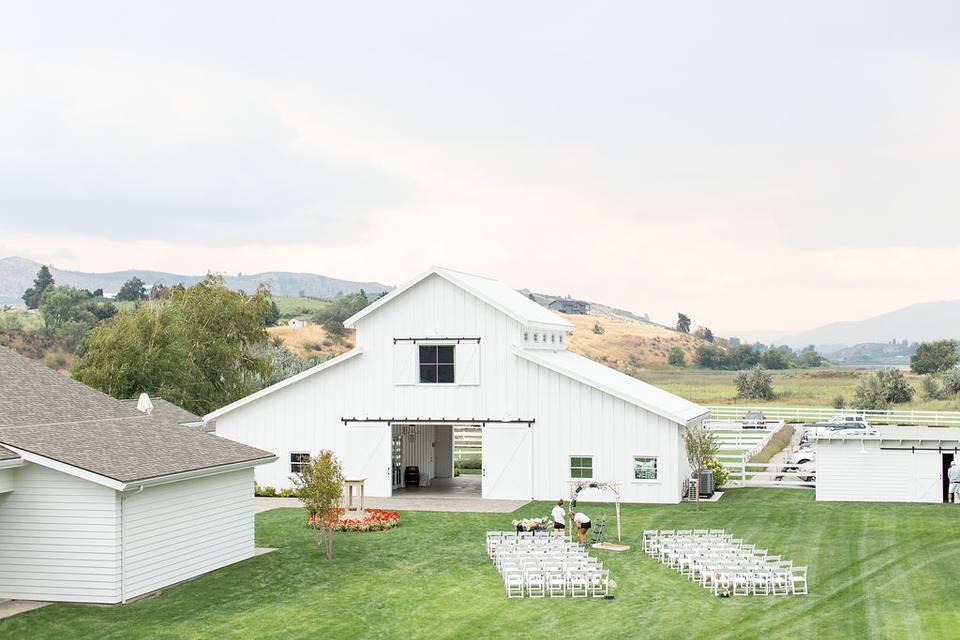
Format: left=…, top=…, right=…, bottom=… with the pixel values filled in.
left=683, top=425, right=719, bottom=511
left=676, top=313, right=691, bottom=333
left=853, top=375, right=889, bottom=410
left=22, top=265, right=55, bottom=309
left=876, top=368, right=914, bottom=404
left=910, top=340, right=960, bottom=374
left=832, top=393, right=846, bottom=410
left=292, top=450, right=345, bottom=560
left=592, top=321, right=605, bottom=335
left=921, top=375, right=945, bottom=401
left=115, top=277, right=147, bottom=301
left=735, top=365, right=775, bottom=400
left=943, top=368, right=960, bottom=396
left=667, top=346, right=686, bottom=367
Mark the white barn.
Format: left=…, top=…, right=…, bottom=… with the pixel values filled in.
left=816, top=426, right=959, bottom=503
left=0, top=346, right=276, bottom=604
left=206, top=267, right=708, bottom=503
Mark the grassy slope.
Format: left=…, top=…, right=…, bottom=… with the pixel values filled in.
left=4, top=489, right=959, bottom=640
left=266, top=324, right=354, bottom=359
left=563, top=311, right=709, bottom=367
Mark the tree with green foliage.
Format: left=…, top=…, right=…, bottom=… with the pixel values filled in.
left=760, top=345, right=796, bottom=370
left=853, top=368, right=915, bottom=409
left=676, top=313, right=691, bottom=333
left=694, top=326, right=714, bottom=342
left=694, top=344, right=724, bottom=369
left=832, top=393, right=846, bottom=409
left=921, top=375, right=945, bottom=401
left=311, top=290, right=370, bottom=333
left=115, top=277, right=147, bottom=302
left=683, top=425, right=719, bottom=511
left=735, top=365, right=775, bottom=400
left=667, top=346, right=686, bottom=367
left=292, top=450, right=345, bottom=559
left=265, top=300, right=281, bottom=327
left=798, top=345, right=825, bottom=368
left=22, top=265, right=55, bottom=309
left=37, top=285, right=118, bottom=352
left=910, top=340, right=960, bottom=374
left=73, top=276, right=272, bottom=414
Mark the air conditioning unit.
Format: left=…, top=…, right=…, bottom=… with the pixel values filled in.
left=698, top=469, right=715, bottom=498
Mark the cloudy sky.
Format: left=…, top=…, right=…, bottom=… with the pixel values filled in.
left=1, top=2, right=958, bottom=336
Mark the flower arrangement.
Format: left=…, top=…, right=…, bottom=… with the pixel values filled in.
left=511, top=516, right=549, bottom=531
left=307, top=508, right=400, bottom=533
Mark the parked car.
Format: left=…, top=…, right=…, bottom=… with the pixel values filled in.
left=741, top=410, right=767, bottom=429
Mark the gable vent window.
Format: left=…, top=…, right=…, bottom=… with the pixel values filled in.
left=551, top=334, right=556, bottom=343
left=524, top=332, right=529, bottom=342
left=419, top=345, right=455, bottom=383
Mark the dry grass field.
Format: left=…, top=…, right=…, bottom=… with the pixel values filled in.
left=563, top=311, right=710, bottom=367
left=267, top=324, right=354, bottom=359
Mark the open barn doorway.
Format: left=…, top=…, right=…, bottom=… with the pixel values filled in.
left=390, top=423, right=479, bottom=497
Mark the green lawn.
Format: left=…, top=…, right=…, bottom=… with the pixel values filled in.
left=3, top=489, right=959, bottom=639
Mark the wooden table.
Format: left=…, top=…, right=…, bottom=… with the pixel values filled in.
left=343, top=477, right=366, bottom=514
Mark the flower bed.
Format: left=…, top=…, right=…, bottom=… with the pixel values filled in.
left=512, top=516, right=549, bottom=532
left=307, top=508, right=400, bottom=533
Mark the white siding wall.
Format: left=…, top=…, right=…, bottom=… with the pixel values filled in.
left=0, top=463, right=121, bottom=603
left=399, top=425, right=436, bottom=485
left=817, top=441, right=944, bottom=503
left=121, top=468, right=256, bottom=600
left=0, top=468, right=14, bottom=493
left=214, top=273, right=686, bottom=503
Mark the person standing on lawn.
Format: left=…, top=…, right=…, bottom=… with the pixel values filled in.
left=569, top=510, right=591, bottom=544
left=949, top=460, right=960, bottom=503
left=551, top=499, right=566, bottom=537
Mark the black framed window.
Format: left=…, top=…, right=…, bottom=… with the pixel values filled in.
left=290, top=452, right=310, bottom=474
left=419, top=345, right=455, bottom=383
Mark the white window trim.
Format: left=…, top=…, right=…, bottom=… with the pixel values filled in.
left=631, top=454, right=661, bottom=484
left=569, top=454, right=594, bottom=480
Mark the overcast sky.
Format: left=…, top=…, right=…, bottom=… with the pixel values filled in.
left=1, top=2, right=958, bottom=336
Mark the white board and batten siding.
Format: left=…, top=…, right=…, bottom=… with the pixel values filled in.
left=211, top=271, right=696, bottom=503
left=0, top=463, right=121, bottom=603
left=817, top=440, right=943, bottom=503
left=121, top=468, right=256, bottom=600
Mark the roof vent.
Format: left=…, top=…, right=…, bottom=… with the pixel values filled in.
left=136, top=393, right=154, bottom=415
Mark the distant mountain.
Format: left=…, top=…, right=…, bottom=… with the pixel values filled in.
left=0, top=256, right=391, bottom=304
left=823, top=341, right=916, bottom=365
left=780, top=300, right=960, bottom=349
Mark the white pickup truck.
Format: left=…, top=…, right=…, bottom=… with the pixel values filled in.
left=802, top=415, right=878, bottom=441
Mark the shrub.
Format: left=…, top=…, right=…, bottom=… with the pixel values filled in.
left=921, top=375, right=945, bottom=401
left=260, top=485, right=277, bottom=497
left=592, top=322, right=605, bottom=335
left=943, top=368, right=960, bottom=396
left=704, top=457, right=729, bottom=489
left=667, top=347, right=686, bottom=367
left=303, top=341, right=324, bottom=352
left=735, top=365, right=775, bottom=400
left=456, top=457, right=482, bottom=469
left=832, top=393, right=846, bottom=409
left=853, top=376, right=889, bottom=410
left=280, top=487, right=298, bottom=498
left=877, top=368, right=914, bottom=404
left=454, top=469, right=461, bottom=477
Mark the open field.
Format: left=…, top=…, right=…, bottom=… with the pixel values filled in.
left=272, top=295, right=330, bottom=320
left=266, top=324, right=354, bottom=359
left=3, top=489, right=959, bottom=639
left=633, top=368, right=960, bottom=411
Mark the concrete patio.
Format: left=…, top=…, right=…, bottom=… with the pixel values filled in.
left=256, top=475, right=529, bottom=513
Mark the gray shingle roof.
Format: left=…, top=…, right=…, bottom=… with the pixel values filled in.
left=120, top=397, right=202, bottom=425
left=0, top=346, right=274, bottom=483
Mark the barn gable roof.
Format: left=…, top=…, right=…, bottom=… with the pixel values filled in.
left=514, top=347, right=708, bottom=425
left=344, top=267, right=574, bottom=330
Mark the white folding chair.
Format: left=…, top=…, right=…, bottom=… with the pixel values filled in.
left=526, top=569, right=545, bottom=598
left=791, top=566, right=808, bottom=595
left=590, top=569, right=609, bottom=597
left=569, top=570, right=589, bottom=597
left=547, top=570, right=566, bottom=597
left=504, top=570, right=524, bottom=598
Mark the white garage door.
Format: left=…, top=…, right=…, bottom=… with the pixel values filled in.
left=482, top=425, right=532, bottom=500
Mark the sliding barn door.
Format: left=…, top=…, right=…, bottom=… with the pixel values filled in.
left=482, top=425, right=532, bottom=500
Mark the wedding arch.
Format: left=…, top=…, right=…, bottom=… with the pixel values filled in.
left=568, top=480, right=622, bottom=542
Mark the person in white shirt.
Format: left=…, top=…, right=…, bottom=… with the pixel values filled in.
left=569, top=510, right=591, bottom=544
left=551, top=499, right=566, bottom=537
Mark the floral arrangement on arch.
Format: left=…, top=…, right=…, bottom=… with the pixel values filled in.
left=307, top=508, right=400, bottom=533
left=512, top=516, right=549, bottom=532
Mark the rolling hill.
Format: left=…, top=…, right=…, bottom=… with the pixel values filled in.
left=780, top=299, right=960, bottom=349
left=0, top=256, right=391, bottom=304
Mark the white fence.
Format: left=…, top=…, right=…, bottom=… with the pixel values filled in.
left=726, top=460, right=815, bottom=488
left=454, top=426, right=482, bottom=459
left=705, top=423, right=782, bottom=466
left=707, top=405, right=960, bottom=427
